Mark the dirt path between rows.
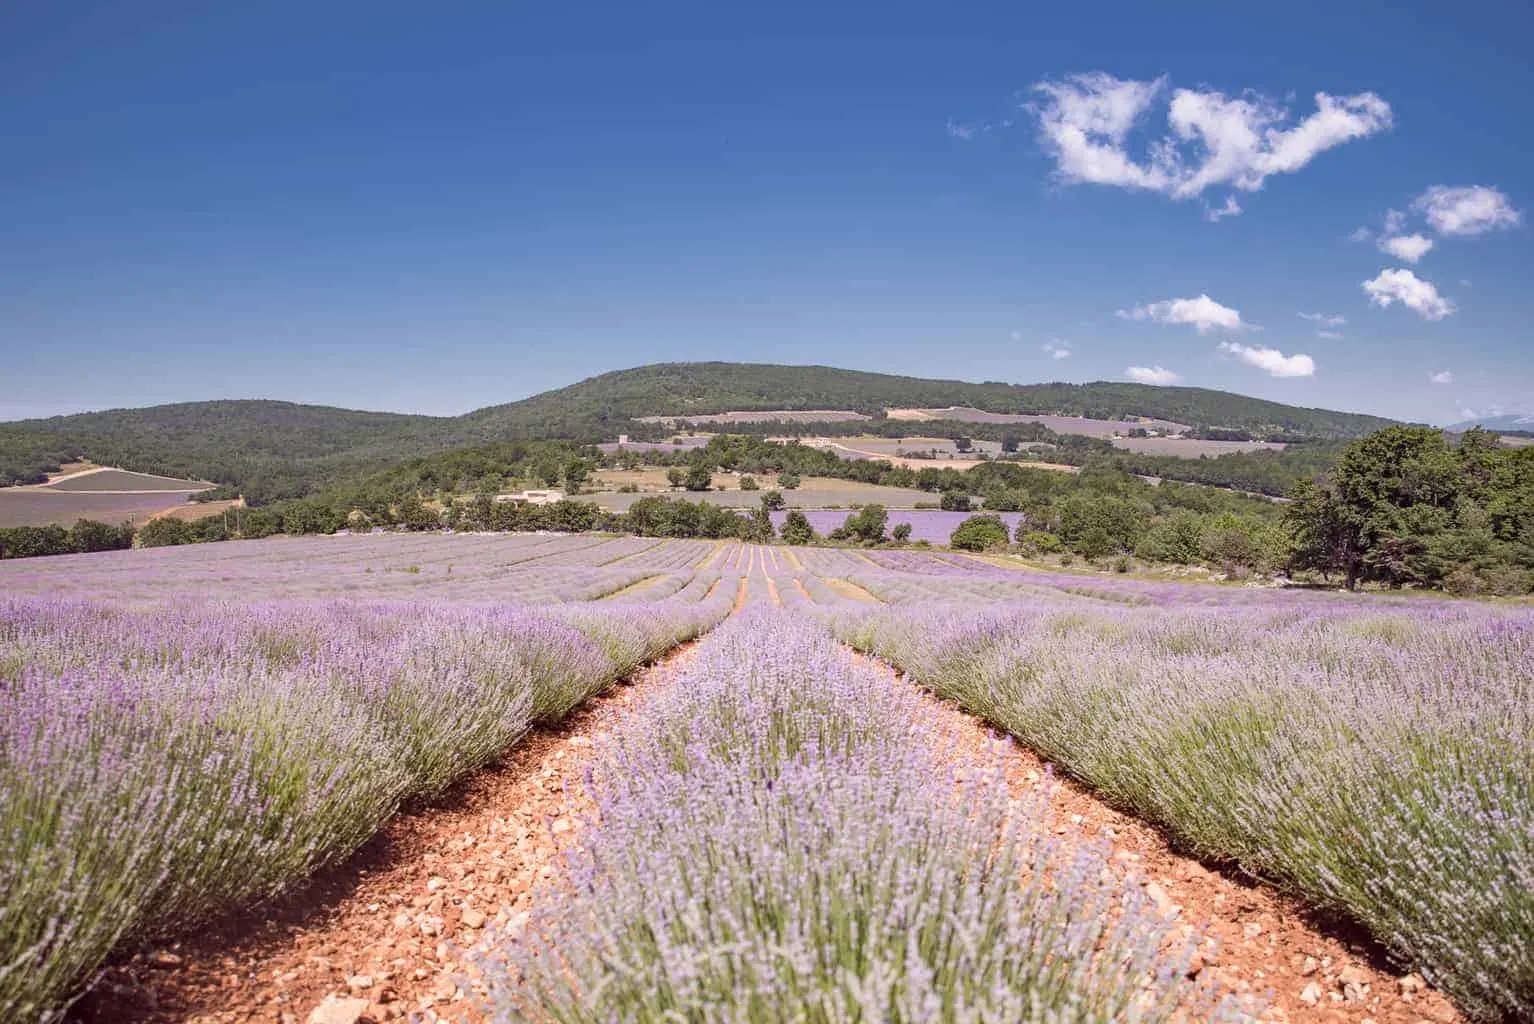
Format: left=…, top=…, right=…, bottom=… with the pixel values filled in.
left=867, top=652, right=1462, bottom=1024
left=72, top=644, right=703, bottom=1024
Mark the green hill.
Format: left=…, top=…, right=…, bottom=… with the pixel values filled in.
left=460, top=362, right=1400, bottom=440
left=0, top=362, right=1401, bottom=501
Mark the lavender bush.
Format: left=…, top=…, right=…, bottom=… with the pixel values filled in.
left=478, top=610, right=1240, bottom=1022
left=1, top=586, right=728, bottom=1022
left=836, top=601, right=1534, bottom=1021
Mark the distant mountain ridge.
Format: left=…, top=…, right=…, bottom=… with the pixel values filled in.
left=0, top=362, right=1403, bottom=497
left=1448, top=412, right=1534, bottom=434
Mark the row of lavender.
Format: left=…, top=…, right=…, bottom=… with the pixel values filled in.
left=829, top=597, right=1534, bottom=1022
left=473, top=608, right=1252, bottom=1022
left=0, top=533, right=717, bottom=603
left=0, top=581, right=733, bottom=1022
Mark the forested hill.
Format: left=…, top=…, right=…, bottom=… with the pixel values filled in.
left=460, top=362, right=1402, bottom=440
left=0, top=362, right=1401, bottom=499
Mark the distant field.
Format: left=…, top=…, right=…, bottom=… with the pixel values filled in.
left=596, top=437, right=712, bottom=454
left=635, top=410, right=871, bottom=425
left=151, top=499, right=244, bottom=522
left=886, top=407, right=1191, bottom=436
left=592, top=467, right=853, bottom=492
left=0, top=491, right=205, bottom=527
left=778, top=437, right=990, bottom=471
left=820, top=435, right=1005, bottom=458
left=588, top=475, right=932, bottom=511
left=42, top=468, right=212, bottom=492
left=1110, top=437, right=1287, bottom=456
left=0, top=465, right=213, bottom=526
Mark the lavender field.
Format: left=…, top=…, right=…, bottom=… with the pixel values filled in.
left=2, top=534, right=1530, bottom=1021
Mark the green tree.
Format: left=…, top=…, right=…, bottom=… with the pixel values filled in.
left=842, top=504, right=887, bottom=544
left=780, top=510, right=815, bottom=545
left=760, top=489, right=786, bottom=512
left=951, top=514, right=1010, bottom=551
left=397, top=495, right=442, bottom=532
left=684, top=464, right=714, bottom=492
left=0, top=524, right=71, bottom=558
left=891, top=522, right=912, bottom=543
left=940, top=490, right=971, bottom=512
left=1285, top=427, right=1457, bottom=589
left=563, top=458, right=589, bottom=495
left=738, top=474, right=759, bottom=491
left=777, top=471, right=801, bottom=489
left=464, top=493, right=495, bottom=531
left=743, top=507, right=773, bottom=542
left=534, top=459, right=563, bottom=488
left=68, top=518, right=134, bottom=554
left=666, top=467, right=687, bottom=489
left=137, top=518, right=193, bottom=548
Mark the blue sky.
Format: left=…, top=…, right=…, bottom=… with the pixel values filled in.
left=2, top=0, right=1529, bottom=425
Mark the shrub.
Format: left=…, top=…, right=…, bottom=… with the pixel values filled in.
left=1018, top=529, right=1064, bottom=554
left=780, top=511, right=815, bottom=545
left=950, top=514, right=1010, bottom=551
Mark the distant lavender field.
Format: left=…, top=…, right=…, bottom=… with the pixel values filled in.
left=0, top=490, right=205, bottom=527
left=770, top=508, right=1023, bottom=543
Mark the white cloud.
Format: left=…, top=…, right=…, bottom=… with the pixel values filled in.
left=946, top=119, right=979, bottom=141
left=1459, top=407, right=1478, bottom=421
left=1317, top=330, right=1343, bottom=340
left=1041, top=340, right=1073, bottom=359
left=1378, top=233, right=1434, bottom=263
left=1030, top=73, right=1391, bottom=205
left=1118, top=293, right=1244, bottom=333
left=1413, top=185, right=1521, bottom=236
left=1383, top=208, right=1407, bottom=235
left=1429, top=370, right=1454, bottom=384
left=1298, top=312, right=1346, bottom=327
left=1217, top=341, right=1316, bottom=377
left=1362, top=268, right=1456, bottom=320
left=1009, top=329, right=1023, bottom=341
left=1204, top=196, right=1242, bottom=221
left=1348, top=225, right=1374, bottom=243
left=1126, top=365, right=1180, bottom=385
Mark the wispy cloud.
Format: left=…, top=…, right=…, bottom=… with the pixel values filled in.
left=1316, top=330, right=1343, bottom=340
left=1118, top=294, right=1244, bottom=333
left=945, top=119, right=979, bottom=141
left=1430, top=370, right=1454, bottom=384
left=1298, top=312, right=1346, bottom=327
left=1203, top=196, right=1242, bottom=221
left=1029, top=73, right=1391, bottom=208
left=1041, top=339, right=1073, bottom=359
left=1363, top=268, right=1455, bottom=320
left=1413, top=185, right=1521, bottom=236
left=1126, top=365, right=1180, bottom=385
left=1217, top=341, right=1315, bottom=377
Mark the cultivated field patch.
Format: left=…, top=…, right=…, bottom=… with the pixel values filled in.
left=1111, top=436, right=1288, bottom=456
left=887, top=407, right=1191, bottom=436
